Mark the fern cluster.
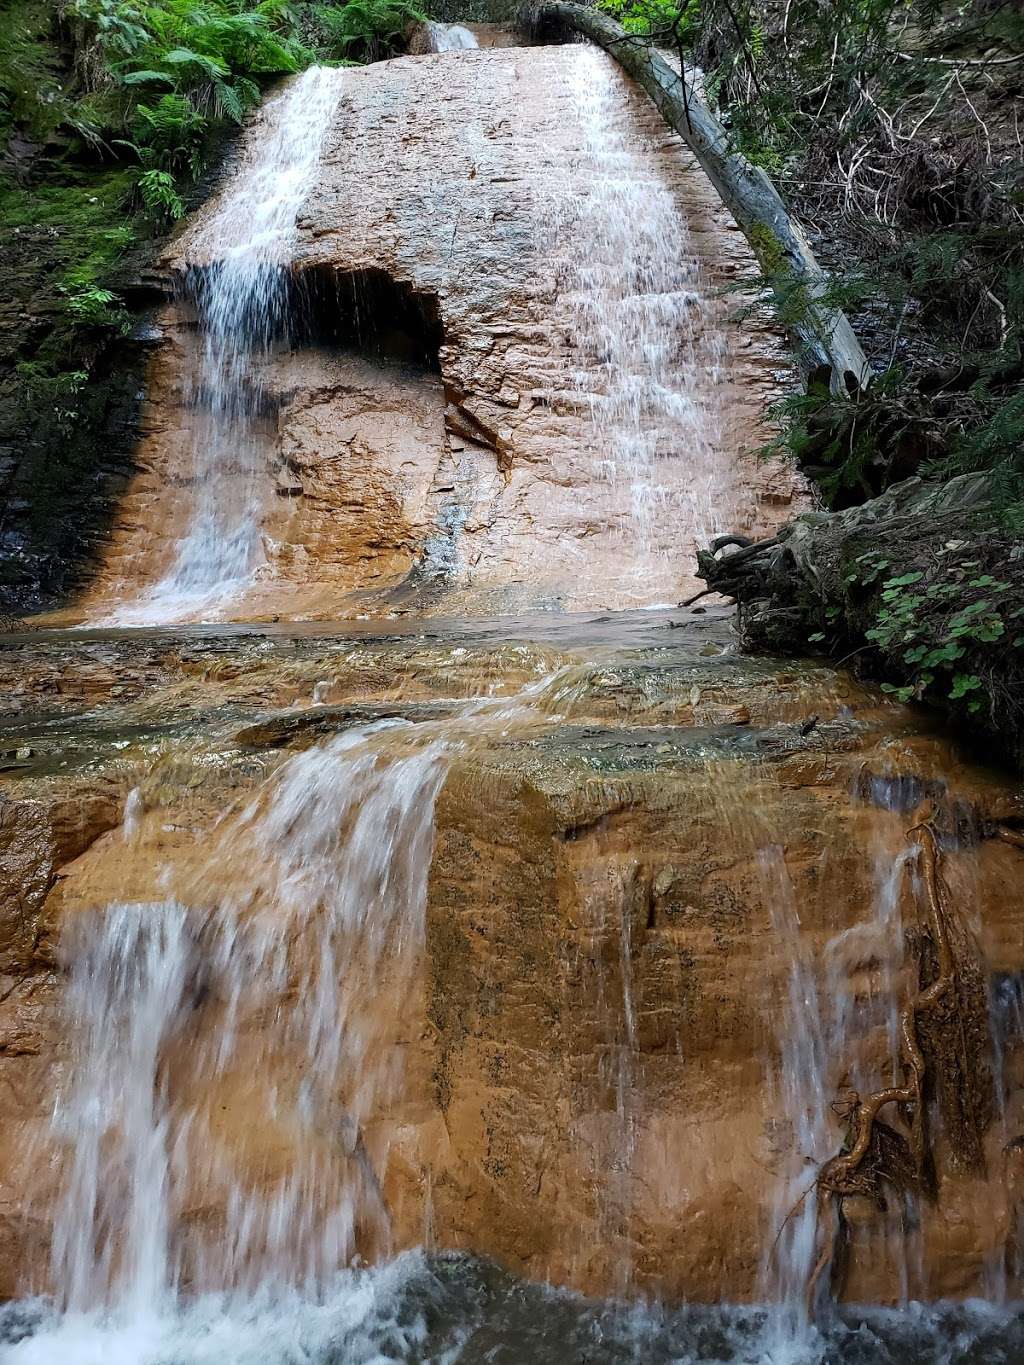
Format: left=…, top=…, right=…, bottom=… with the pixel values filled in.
left=63, top=0, right=316, bottom=213
left=0, top=0, right=432, bottom=549
left=316, top=0, right=425, bottom=61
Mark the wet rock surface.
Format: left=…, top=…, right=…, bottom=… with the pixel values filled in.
left=1, top=609, right=1022, bottom=1305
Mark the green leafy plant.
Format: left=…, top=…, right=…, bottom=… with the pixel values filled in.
left=596, top=0, right=700, bottom=40
left=137, top=166, right=185, bottom=218
left=861, top=560, right=1019, bottom=713
left=316, top=0, right=425, bottom=62
left=62, top=281, right=130, bottom=330
left=61, top=0, right=314, bottom=189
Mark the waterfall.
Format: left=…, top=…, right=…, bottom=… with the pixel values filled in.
left=756, top=845, right=832, bottom=1342
left=107, top=67, right=344, bottom=625
left=21, top=671, right=582, bottom=1352
left=425, top=22, right=478, bottom=50
left=9, top=27, right=1023, bottom=1365
left=46, top=724, right=450, bottom=1312
left=557, top=47, right=740, bottom=604
left=987, top=971, right=1024, bottom=1299
left=51, top=902, right=195, bottom=1317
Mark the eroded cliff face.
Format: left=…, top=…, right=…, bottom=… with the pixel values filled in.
left=1, top=616, right=1022, bottom=1305
left=63, top=41, right=802, bottom=624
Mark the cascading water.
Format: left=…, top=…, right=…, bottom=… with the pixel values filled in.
left=759, top=812, right=933, bottom=1340
left=107, top=67, right=344, bottom=625
left=7, top=672, right=593, bottom=1361
left=987, top=971, right=1024, bottom=1300
left=556, top=47, right=742, bottom=602
left=757, top=844, right=832, bottom=1344
left=425, top=22, right=478, bottom=50
left=51, top=901, right=195, bottom=1318
left=46, top=724, right=450, bottom=1314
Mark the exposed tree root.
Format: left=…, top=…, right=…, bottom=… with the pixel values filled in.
left=807, top=803, right=994, bottom=1312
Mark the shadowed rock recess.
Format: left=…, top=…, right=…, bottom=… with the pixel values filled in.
left=1, top=29, right=1023, bottom=1365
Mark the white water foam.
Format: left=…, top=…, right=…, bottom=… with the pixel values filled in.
left=0, top=1252, right=457, bottom=1365
left=425, top=22, right=478, bottom=50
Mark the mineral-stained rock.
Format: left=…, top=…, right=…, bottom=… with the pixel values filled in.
left=0, top=619, right=1021, bottom=1304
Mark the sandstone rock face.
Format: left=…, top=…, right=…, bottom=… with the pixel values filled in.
left=1, top=617, right=1022, bottom=1306
left=67, top=42, right=803, bottom=624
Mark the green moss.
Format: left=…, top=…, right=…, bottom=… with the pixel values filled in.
left=0, top=0, right=70, bottom=144
left=747, top=222, right=784, bottom=274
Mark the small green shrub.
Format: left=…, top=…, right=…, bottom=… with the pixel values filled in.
left=596, top=0, right=700, bottom=39
left=840, top=540, right=1024, bottom=723
left=137, top=166, right=185, bottom=219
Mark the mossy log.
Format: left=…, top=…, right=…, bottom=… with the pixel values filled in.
left=530, top=1, right=869, bottom=393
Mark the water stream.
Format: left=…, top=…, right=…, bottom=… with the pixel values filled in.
left=555, top=46, right=739, bottom=603
left=106, top=66, right=345, bottom=626
left=425, top=22, right=479, bottom=50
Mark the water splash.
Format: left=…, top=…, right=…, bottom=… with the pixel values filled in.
left=108, top=67, right=345, bottom=625
left=7, top=1250, right=1024, bottom=1365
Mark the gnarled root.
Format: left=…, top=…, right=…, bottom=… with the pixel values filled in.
left=807, top=804, right=992, bottom=1311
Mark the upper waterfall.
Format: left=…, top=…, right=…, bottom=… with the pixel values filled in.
left=75, top=44, right=798, bottom=626
left=425, top=21, right=479, bottom=49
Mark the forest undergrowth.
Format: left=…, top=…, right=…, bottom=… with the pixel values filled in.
left=599, top=0, right=1024, bottom=512
left=592, top=0, right=1024, bottom=759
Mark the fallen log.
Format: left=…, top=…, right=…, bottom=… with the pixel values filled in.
left=691, top=472, right=1024, bottom=772
left=530, top=1, right=870, bottom=393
